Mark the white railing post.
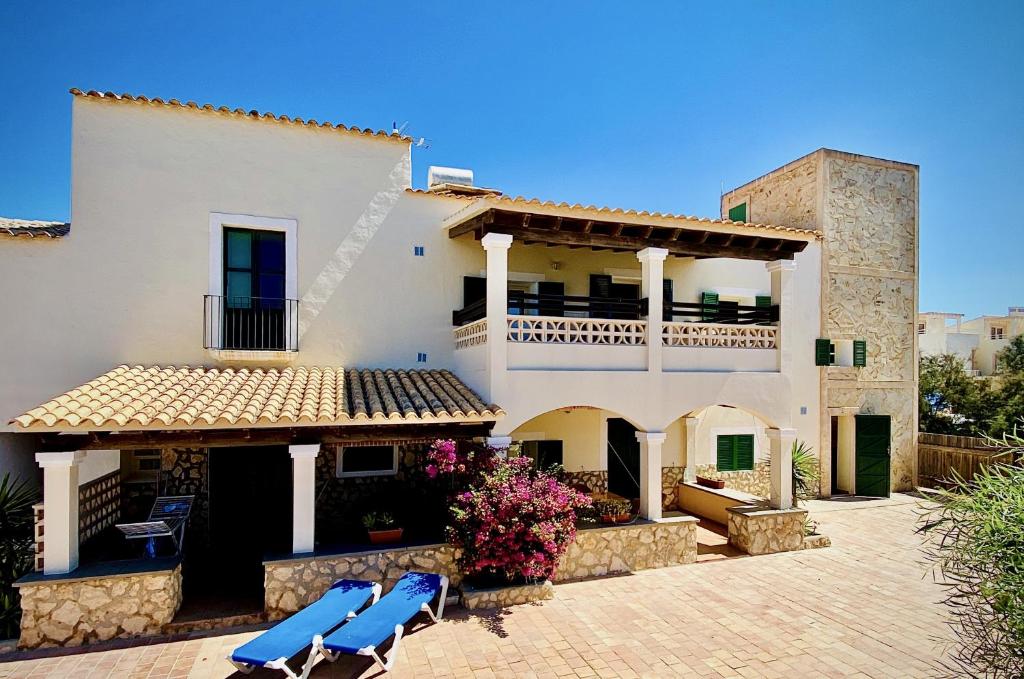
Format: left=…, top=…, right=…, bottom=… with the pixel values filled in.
left=767, top=428, right=797, bottom=509
left=289, top=444, right=320, bottom=554
left=637, top=247, right=668, bottom=374
left=766, top=260, right=797, bottom=373
left=482, top=233, right=513, bottom=396
left=36, top=451, right=85, bottom=574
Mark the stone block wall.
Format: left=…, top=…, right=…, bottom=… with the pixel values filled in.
left=264, top=543, right=461, bottom=620
left=461, top=580, right=554, bottom=610
left=727, top=506, right=806, bottom=555
left=563, top=470, right=608, bottom=494
left=17, top=566, right=182, bottom=649
left=556, top=518, right=697, bottom=581
left=695, top=462, right=770, bottom=498
left=661, top=466, right=685, bottom=509
left=159, top=448, right=210, bottom=551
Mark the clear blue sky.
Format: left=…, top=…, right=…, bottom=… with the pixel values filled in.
left=2, top=1, right=1021, bottom=318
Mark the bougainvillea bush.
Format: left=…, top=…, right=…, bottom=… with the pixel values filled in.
left=438, top=449, right=591, bottom=585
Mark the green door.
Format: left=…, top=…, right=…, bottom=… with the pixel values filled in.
left=855, top=415, right=891, bottom=497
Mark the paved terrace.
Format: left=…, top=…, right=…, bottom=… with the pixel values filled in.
left=0, top=495, right=951, bottom=678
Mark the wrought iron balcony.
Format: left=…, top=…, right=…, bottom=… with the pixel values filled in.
left=203, top=295, right=299, bottom=352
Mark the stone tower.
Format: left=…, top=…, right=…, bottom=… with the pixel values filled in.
left=722, top=149, right=919, bottom=493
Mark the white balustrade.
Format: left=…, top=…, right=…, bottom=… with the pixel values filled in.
left=453, top=319, right=488, bottom=349
left=662, top=322, right=777, bottom=349
left=506, top=315, right=647, bottom=345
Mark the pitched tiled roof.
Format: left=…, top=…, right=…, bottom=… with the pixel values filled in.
left=12, top=365, right=503, bottom=432
left=71, top=89, right=412, bottom=144
left=0, top=217, right=70, bottom=238
left=408, top=189, right=820, bottom=238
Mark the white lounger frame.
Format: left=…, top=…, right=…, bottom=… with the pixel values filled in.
left=313, top=575, right=449, bottom=673
left=227, top=582, right=382, bottom=679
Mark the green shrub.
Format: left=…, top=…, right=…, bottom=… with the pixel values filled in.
left=0, top=473, right=37, bottom=640
left=918, top=434, right=1024, bottom=678
left=790, top=440, right=819, bottom=507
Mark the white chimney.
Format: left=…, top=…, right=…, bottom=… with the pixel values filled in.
left=428, top=166, right=473, bottom=189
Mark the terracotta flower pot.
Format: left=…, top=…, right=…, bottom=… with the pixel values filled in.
left=696, top=476, right=726, bottom=490
left=368, top=528, right=404, bottom=545
left=600, top=513, right=632, bottom=524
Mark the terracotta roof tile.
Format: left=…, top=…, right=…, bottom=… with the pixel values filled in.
left=407, top=189, right=820, bottom=238
left=0, top=217, right=70, bottom=238
left=71, top=89, right=411, bottom=144
left=12, top=365, right=503, bottom=432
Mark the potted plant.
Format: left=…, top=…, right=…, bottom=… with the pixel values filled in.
left=362, top=511, right=403, bottom=545
left=592, top=497, right=633, bottom=524
left=696, top=475, right=726, bottom=490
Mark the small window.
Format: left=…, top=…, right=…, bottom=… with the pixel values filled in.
left=991, top=327, right=1005, bottom=340
left=728, top=203, right=747, bottom=222
left=336, top=445, right=398, bottom=478
left=716, top=435, right=755, bottom=472
left=917, top=323, right=926, bottom=335
left=521, top=440, right=563, bottom=470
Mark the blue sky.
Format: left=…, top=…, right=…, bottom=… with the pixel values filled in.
left=1, top=1, right=1021, bottom=318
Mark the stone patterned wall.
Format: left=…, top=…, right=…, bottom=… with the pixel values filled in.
left=563, top=470, right=608, bottom=494
left=827, top=274, right=915, bottom=382
left=694, top=462, right=770, bottom=498
left=264, top=543, right=461, bottom=620
left=17, top=566, right=182, bottom=649
left=661, top=467, right=685, bottom=509
left=159, top=448, right=210, bottom=551
left=829, top=386, right=916, bottom=491
left=556, top=518, right=697, bottom=581
left=460, top=580, right=554, bottom=610
left=721, top=153, right=820, bottom=231
left=727, top=507, right=807, bottom=555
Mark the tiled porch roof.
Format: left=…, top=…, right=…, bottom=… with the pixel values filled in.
left=12, top=365, right=503, bottom=432
left=0, top=217, right=70, bottom=238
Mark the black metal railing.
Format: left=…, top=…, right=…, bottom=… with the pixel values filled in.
left=203, top=295, right=299, bottom=351
left=453, top=291, right=779, bottom=327
left=664, top=300, right=778, bottom=325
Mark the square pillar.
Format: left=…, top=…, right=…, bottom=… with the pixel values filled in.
left=683, top=416, right=699, bottom=483
left=765, top=260, right=797, bottom=374
left=766, top=428, right=797, bottom=509
left=36, top=451, right=85, bottom=575
left=637, top=247, right=669, bottom=374
left=636, top=432, right=666, bottom=521
left=482, top=233, right=513, bottom=396
left=289, top=444, right=320, bottom=554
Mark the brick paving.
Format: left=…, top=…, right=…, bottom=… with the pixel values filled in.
left=0, top=495, right=951, bottom=678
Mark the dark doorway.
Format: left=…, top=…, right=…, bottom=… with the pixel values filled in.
left=187, top=446, right=292, bottom=612
left=607, top=418, right=640, bottom=499
left=830, top=416, right=845, bottom=494
left=855, top=415, right=891, bottom=497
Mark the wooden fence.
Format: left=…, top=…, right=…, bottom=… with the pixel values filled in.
left=917, top=432, right=1020, bottom=488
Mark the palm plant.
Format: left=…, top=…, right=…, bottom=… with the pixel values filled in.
left=790, top=440, right=819, bottom=507
left=0, top=473, right=39, bottom=640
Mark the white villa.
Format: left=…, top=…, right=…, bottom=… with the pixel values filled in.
left=919, top=308, right=1023, bottom=375
left=0, top=90, right=919, bottom=648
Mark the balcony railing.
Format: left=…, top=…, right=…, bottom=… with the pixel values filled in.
left=203, top=295, right=299, bottom=352
left=452, top=293, right=649, bottom=326
left=663, top=300, right=777, bottom=325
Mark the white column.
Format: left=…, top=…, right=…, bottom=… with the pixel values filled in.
left=482, top=233, right=513, bottom=397
left=485, top=435, right=513, bottom=459
left=289, top=444, right=320, bottom=554
left=683, top=416, right=699, bottom=483
left=636, top=432, right=666, bottom=521
left=766, top=260, right=797, bottom=373
left=36, top=451, right=85, bottom=575
left=637, top=247, right=669, bottom=374
left=766, top=428, right=797, bottom=509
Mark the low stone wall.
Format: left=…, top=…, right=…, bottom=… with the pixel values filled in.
left=563, top=470, right=608, bottom=494
left=696, top=462, right=770, bottom=497
left=661, top=466, right=685, bottom=510
left=556, top=517, right=698, bottom=581
left=264, top=543, right=461, bottom=620
left=460, top=580, right=554, bottom=610
left=727, top=506, right=807, bottom=555
left=16, top=565, right=182, bottom=649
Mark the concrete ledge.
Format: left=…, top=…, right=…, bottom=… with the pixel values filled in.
left=14, top=556, right=181, bottom=588
left=677, top=483, right=758, bottom=525
left=460, top=580, right=554, bottom=610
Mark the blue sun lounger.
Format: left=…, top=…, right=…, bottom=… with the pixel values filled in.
left=314, top=571, right=449, bottom=672
left=228, top=579, right=380, bottom=679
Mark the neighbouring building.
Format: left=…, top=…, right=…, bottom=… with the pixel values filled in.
left=918, top=307, right=1023, bottom=376
left=0, top=90, right=917, bottom=647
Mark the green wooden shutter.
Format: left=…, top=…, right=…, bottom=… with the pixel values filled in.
left=728, top=203, right=747, bottom=222
left=716, top=435, right=735, bottom=471
left=537, top=281, right=565, bottom=317
left=815, top=338, right=835, bottom=366
left=755, top=295, right=772, bottom=308
left=701, top=291, right=719, bottom=322
left=735, top=435, right=755, bottom=470
left=853, top=340, right=867, bottom=367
